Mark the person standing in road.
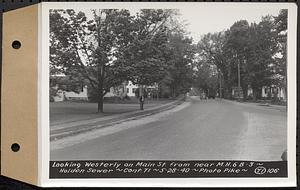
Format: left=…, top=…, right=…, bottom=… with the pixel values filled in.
left=139, top=95, right=145, bottom=110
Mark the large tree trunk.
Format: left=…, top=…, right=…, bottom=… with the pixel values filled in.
left=96, top=17, right=105, bottom=113
left=221, top=75, right=231, bottom=99
left=172, top=85, right=176, bottom=98
left=223, top=80, right=230, bottom=99
left=257, top=87, right=262, bottom=100
left=97, top=94, right=104, bottom=113
left=252, top=86, right=263, bottom=101
left=252, top=88, right=257, bottom=101
left=252, top=87, right=258, bottom=101
left=97, top=64, right=104, bottom=113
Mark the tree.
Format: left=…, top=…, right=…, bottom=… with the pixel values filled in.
left=115, top=9, right=177, bottom=103
left=163, top=32, right=195, bottom=97
left=247, top=16, right=277, bottom=100
left=50, top=9, right=133, bottom=112
left=197, top=32, right=230, bottom=98
left=194, top=57, right=219, bottom=97
left=273, top=9, right=288, bottom=100
left=225, top=18, right=278, bottom=100
left=223, top=20, right=251, bottom=100
left=197, top=15, right=282, bottom=101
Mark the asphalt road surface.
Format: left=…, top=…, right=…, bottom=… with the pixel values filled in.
left=51, top=96, right=287, bottom=161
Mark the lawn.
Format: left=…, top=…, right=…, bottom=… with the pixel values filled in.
left=50, top=99, right=172, bottom=125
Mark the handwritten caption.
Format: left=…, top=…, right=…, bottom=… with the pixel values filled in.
left=50, top=160, right=287, bottom=178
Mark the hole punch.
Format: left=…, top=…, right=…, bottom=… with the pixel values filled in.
left=11, top=143, right=20, bottom=152
left=12, top=40, right=21, bottom=49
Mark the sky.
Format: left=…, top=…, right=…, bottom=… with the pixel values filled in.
left=69, top=3, right=282, bottom=43
left=178, top=7, right=281, bottom=42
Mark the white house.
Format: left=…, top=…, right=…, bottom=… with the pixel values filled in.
left=52, top=80, right=157, bottom=101
left=105, top=81, right=156, bottom=98
left=53, top=85, right=88, bottom=102
left=231, top=85, right=285, bottom=100
left=261, top=86, right=285, bottom=99
left=125, top=81, right=139, bottom=97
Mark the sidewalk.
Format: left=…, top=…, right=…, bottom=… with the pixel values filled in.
left=221, top=98, right=287, bottom=112
left=50, top=98, right=185, bottom=141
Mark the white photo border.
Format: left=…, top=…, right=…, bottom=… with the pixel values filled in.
left=39, top=2, right=297, bottom=187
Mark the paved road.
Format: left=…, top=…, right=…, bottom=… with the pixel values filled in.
left=51, top=96, right=287, bottom=161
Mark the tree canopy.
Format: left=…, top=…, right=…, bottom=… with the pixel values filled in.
left=195, top=10, right=287, bottom=100
left=50, top=9, right=191, bottom=111
left=50, top=8, right=288, bottom=111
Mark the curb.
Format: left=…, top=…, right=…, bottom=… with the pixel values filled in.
left=221, top=99, right=287, bottom=112
left=50, top=98, right=185, bottom=141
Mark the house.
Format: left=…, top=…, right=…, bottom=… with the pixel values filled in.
left=261, top=86, right=285, bottom=100
left=52, top=85, right=88, bottom=102
left=105, top=81, right=157, bottom=98
left=126, top=81, right=138, bottom=97
left=51, top=80, right=157, bottom=102
left=231, top=85, right=285, bottom=100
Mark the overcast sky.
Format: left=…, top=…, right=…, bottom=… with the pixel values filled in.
left=178, top=7, right=281, bottom=42
left=72, top=3, right=282, bottom=43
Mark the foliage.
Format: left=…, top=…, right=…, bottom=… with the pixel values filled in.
left=50, top=9, right=133, bottom=111
left=273, top=10, right=288, bottom=89
left=50, top=8, right=288, bottom=110
left=50, top=9, right=179, bottom=112
left=194, top=58, right=219, bottom=96
left=116, top=9, right=175, bottom=86
left=161, top=31, right=196, bottom=97
left=195, top=10, right=287, bottom=100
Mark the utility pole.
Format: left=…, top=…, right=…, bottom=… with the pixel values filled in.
left=237, top=61, right=241, bottom=99
left=219, top=71, right=222, bottom=99
left=207, top=88, right=209, bottom=98
left=157, top=83, right=159, bottom=101
left=238, top=62, right=241, bottom=88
